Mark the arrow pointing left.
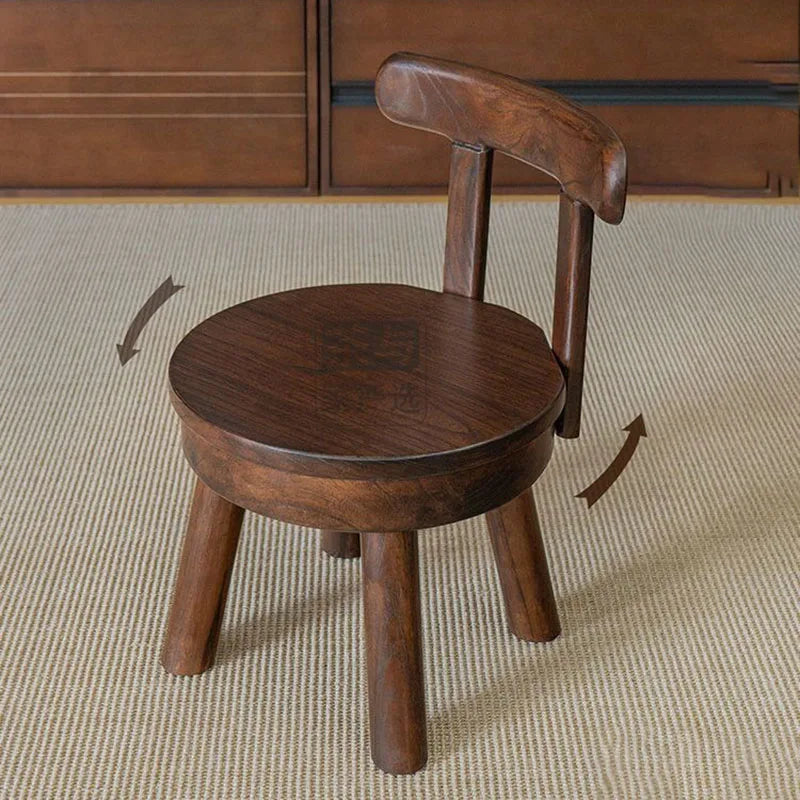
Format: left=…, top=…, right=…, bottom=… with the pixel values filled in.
left=116, top=276, right=184, bottom=366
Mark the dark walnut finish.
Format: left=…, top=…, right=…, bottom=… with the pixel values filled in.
left=443, top=145, right=494, bottom=299
left=486, top=490, right=560, bottom=642
left=169, top=285, right=566, bottom=477
left=375, top=55, right=626, bottom=224
left=553, top=196, right=595, bottom=438
left=362, top=531, right=427, bottom=773
left=170, top=285, right=562, bottom=531
left=162, top=53, right=628, bottom=774
left=321, top=530, right=361, bottom=558
left=162, top=478, right=244, bottom=676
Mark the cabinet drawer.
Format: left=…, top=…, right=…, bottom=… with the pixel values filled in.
left=0, top=0, right=310, bottom=189
left=330, top=105, right=798, bottom=195
left=332, top=0, right=797, bottom=82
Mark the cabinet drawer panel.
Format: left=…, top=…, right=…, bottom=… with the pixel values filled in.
left=332, top=0, right=798, bottom=82
left=330, top=105, right=798, bottom=195
left=0, top=0, right=309, bottom=189
left=0, top=1, right=305, bottom=72
left=0, top=119, right=306, bottom=188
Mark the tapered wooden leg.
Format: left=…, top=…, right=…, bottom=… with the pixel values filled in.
left=361, top=531, right=427, bottom=774
left=486, top=488, right=561, bottom=642
left=321, top=530, right=361, bottom=558
left=161, top=477, right=245, bottom=676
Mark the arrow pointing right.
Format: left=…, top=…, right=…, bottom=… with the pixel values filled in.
left=576, top=414, right=648, bottom=507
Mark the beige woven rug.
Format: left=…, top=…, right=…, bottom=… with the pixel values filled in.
left=1, top=200, right=798, bottom=799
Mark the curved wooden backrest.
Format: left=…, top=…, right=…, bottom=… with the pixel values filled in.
left=375, top=52, right=627, bottom=224
left=375, top=53, right=629, bottom=438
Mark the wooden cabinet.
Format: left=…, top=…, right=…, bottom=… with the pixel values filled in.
left=0, top=1, right=797, bottom=196
left=323, top=0, right=799, bottom=196
left=0, top=0, right=317, bottom=194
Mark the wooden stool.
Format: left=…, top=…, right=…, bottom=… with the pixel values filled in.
left=161, top=52, right=627, bottom=774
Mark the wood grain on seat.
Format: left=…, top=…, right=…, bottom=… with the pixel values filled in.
left=169, top=283, right=565, bottom=479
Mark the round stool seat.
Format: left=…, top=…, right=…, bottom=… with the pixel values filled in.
left=169, top=283, right=565, bottom=530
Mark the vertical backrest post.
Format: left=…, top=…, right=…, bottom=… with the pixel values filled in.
left=442, top=143, right=494, bottom=300
left=552, top=192, right=595, bottom=438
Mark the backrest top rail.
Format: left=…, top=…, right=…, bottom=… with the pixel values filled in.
left=375, top=52, right=627, bottom=224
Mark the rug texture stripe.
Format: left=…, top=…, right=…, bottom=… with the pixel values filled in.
left=0, top=201, right=798, bottom=799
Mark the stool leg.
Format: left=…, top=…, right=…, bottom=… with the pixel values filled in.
left=162, top=477, right=244, bottom=675
left=361, top=531, right=427, bottom=774
left=486, top=488, right=561, bottom=642
left=321, top=530, right=361, bottom=558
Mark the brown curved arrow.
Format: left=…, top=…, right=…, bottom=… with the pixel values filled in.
left=116, top=276, right=184, bottom=366
left=576, top=414, right=647, bottom=507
